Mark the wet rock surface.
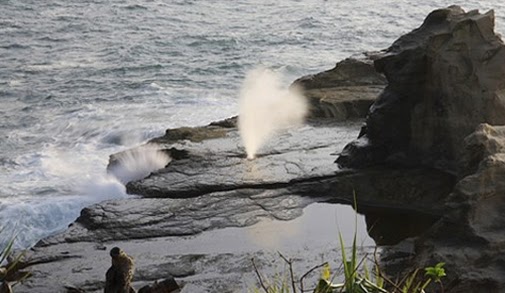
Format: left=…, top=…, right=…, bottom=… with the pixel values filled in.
left=126, top=121, right=361, bottom=199
left=17, top=118, right=455, bottom=292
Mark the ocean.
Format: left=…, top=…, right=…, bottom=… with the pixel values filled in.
left=1, top=0, right=504, bottom=249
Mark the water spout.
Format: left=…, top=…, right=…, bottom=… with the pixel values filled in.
left=238, top=67, right=308, bottom=159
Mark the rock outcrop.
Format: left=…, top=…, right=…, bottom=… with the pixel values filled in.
left=413, top=124, right=505, bottom=292
left=337, top=6, right=505, bottom=173
left=331, top=6, right=505, bottom=292
left=293, top=53, right=386, bottom=119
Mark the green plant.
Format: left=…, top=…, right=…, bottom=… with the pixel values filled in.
left=423, top=262, right=446, bottom=293
left=313, top=232, right=387, bottom=293
left=250, top=237, right=446, bottom=293
left=249, top=194, right=447, bottom=293
left=1, top=230, right=31, bottom=290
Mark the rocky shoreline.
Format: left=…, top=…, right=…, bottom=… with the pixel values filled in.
left=12, top=5, right=505, bottom=293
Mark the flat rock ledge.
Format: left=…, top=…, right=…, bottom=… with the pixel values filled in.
left=294, top=52, right=386, bottom=120
left=16, top=117, right=455, bottom=292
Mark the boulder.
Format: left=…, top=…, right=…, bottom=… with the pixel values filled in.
left=138, top=277, right=180, bottom=293
left=412, top=124, right=505, bottom=292
left=337, top=6, right=505, bottom=173
left=293, top=53, right=386, bottom=119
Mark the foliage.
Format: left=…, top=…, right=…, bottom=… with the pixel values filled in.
left=424, top=262, right=446, bottom=283
left=1, top=229, right=31, bottom=290
left=249, top=198, right=447, bottom=293
left=251, top=241, right=446, bottom=293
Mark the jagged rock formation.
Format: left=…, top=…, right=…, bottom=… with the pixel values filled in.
left=337, top=6, right=505, bottom=173
left=332, top=6, right=505, bottom=292
left=413, top=124, right=505, bottom=292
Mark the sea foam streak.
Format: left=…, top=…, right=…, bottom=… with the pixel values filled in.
left=238, top=67, right=308, bottom=159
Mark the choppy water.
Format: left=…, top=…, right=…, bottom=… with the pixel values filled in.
left=1, top=0, right=504, bottom=248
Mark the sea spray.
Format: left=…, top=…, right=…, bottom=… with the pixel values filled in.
left=0, top=143, right=171, bottom=249
left=238, top=67, right=308, bottom=159
left=107, top=145, right=171, bottom=184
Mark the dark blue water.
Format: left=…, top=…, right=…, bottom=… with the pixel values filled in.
left=1, top=0, right=504, bottom=248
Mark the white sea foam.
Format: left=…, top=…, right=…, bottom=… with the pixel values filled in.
left=107, top=146, right=171, bottom=184
left=238, top=67, right=308, bottom=159
left=0, top=128, right=172, bottom=248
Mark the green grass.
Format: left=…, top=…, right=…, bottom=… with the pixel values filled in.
left=250, top=198, right=446, bottom=293
left=1, top=229, right=31, bottom=291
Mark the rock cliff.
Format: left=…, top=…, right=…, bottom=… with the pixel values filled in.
left=414, top=124, right=505, bottom=292
left=337, top=6, right=505, bottom=173
left=334, top=6, right=505, bottom=292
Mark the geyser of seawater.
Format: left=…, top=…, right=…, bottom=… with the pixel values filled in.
left=238, top=67, right=308, bottom=159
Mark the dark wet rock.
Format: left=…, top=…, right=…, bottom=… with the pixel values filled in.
left=138, top=277, right=180, bottom=293
left=149, top=124, right=232, bottom=145
left=293, top=53, right=386, bottom=119
left=126, top=121, right=362, bottom=199
left=207, top=116, right=238, bottom=128
left=409, top=124, right=505, bottom=292
left=107, top=147, right=189, bottom=175
left=337, top=6, right=505, bottom=173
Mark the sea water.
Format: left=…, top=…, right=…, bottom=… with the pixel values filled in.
left=1, top=0, right=504, bottom=248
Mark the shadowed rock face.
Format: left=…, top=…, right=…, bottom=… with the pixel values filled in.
left=413, top=124, right=505, bottom=292
left=329, top=6, right=505, bottom=292
left=337, top=6, right=505, bottom=173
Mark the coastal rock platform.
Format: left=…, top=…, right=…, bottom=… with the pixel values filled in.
left=16, top=117, right=454, bottom=292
